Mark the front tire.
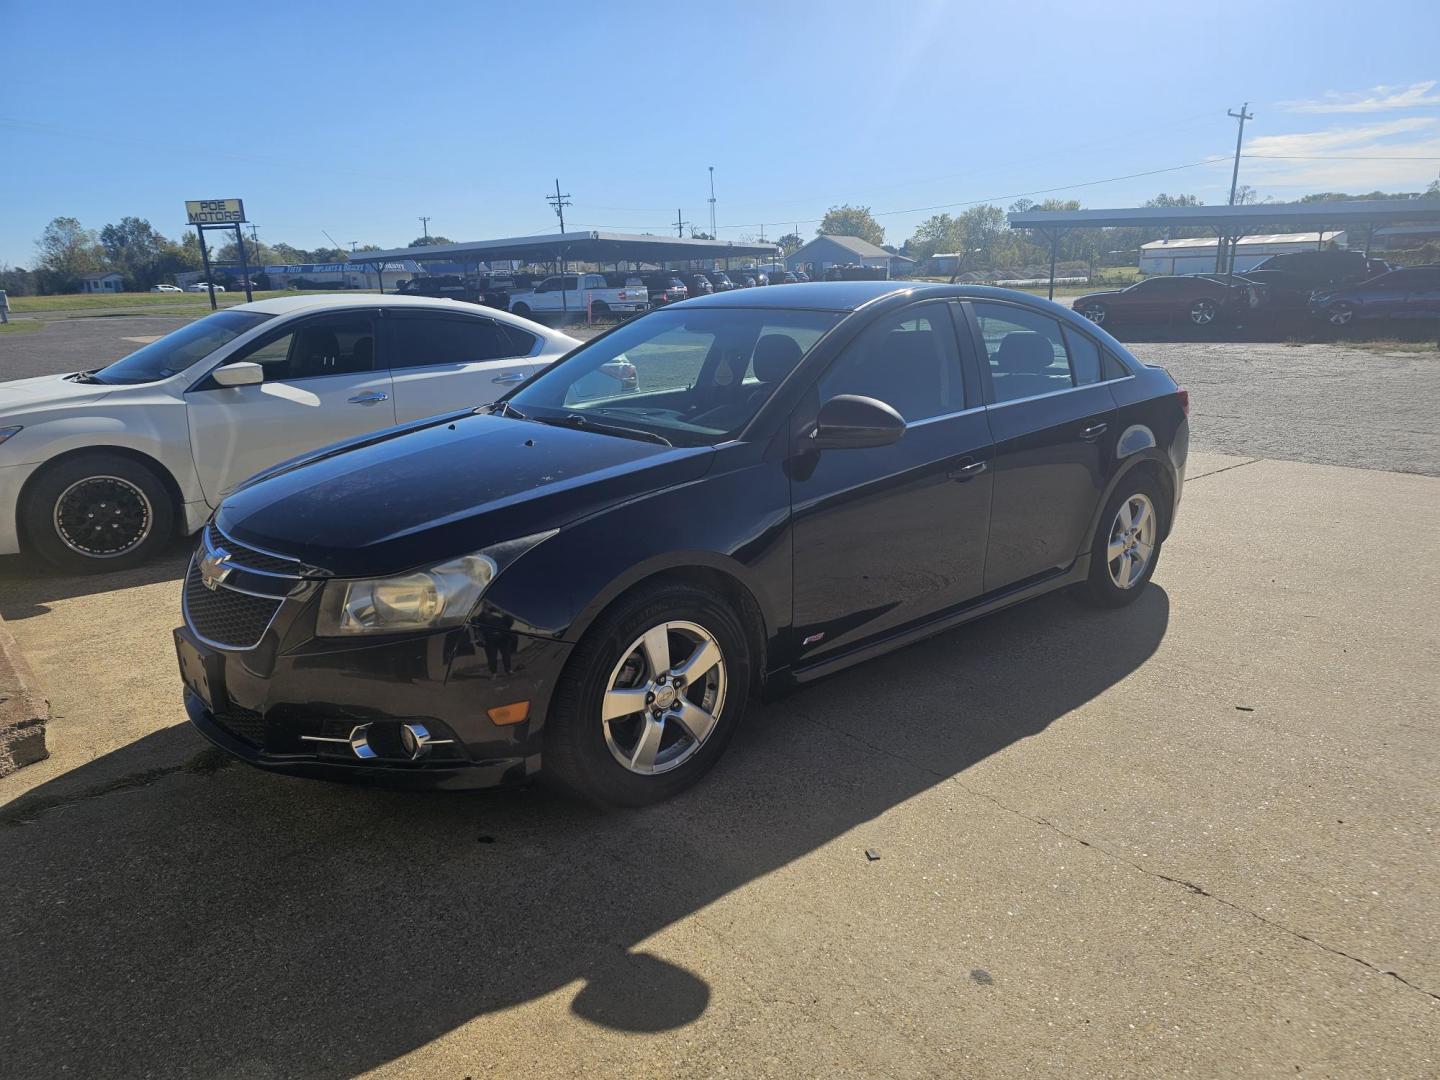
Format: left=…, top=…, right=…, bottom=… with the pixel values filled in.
left=1079, top=301, right=1107, bottom=325
left=543, top=582, right=751, bottom=806
left=1327, top=301, right=1355, bottom=326
left=510, top=302, right=532, bottom=319
left=21, top=453, right=176, bottom=572
left=1076, top=477, right=1163, bottom=608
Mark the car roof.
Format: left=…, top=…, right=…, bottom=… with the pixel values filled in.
left=234, top=293, right=507, bottom=316
left=673, top=279, right=959, bottom=311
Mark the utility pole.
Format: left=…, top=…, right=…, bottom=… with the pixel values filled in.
left=675, top=209, right=689, bottom=238
left=1221, top=102, right=1254, bottom=272
left=708, top=166, right=717, bottom=238
left=547, top=179, right=571, bottom=234
left=248, top=224, right=260, bottom=245
left=418, top=216, right=431, bottom=241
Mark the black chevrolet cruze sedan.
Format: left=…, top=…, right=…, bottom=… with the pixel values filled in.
left=176, top=282, right=1188, bottom=805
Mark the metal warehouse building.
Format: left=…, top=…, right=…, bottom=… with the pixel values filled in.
left=785, top=235, right=915, bottom=277
left=1139, top=232, right=1347, bottom=275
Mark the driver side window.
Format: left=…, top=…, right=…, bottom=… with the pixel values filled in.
left=817, top=303, right=965, bottom=423
left=232, top=316, right=376, bottom=381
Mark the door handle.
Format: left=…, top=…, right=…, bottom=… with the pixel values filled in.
left=491, top=372, right=526, bottom=384
left=348, top=391, right=389, bottom=405
left=948, top=458, right=987, bottom=481
left=1079, top=421, right=1108, bottom=441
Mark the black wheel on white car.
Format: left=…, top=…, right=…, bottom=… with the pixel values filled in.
left=1079, top=301, right=1107, bottom=325
left=21, top=452, right=175, bottom=572
left=590, top=300, right=611, bottom=320
left=510, top=302, right=532, bottom=318
left=543, top=581, right=751, bottom=806
left=1076, top=476, right=1163, bottom=608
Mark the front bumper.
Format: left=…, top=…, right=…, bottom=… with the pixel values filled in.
left=176, top=617, right=573, bottom=790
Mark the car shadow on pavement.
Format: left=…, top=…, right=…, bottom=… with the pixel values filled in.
left=0, top=542, right=191, bottom=619
left=0, top=585, right=1168, bottom=1078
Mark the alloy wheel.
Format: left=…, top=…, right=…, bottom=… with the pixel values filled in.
left=1189, top=300, right=1217, bottom=325
left=1106, top=493, right=1156, bottom=590
left=601, top=620, right=727, bottom=775
left=1081, top=304, right=1106, bottom=325
left=1328, top=303, right=1354, bottom=326
left=52, top=475, right=153, bottom=558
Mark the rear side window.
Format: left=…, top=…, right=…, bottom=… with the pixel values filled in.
left=1062, top=326, right=1103, bottom=386
left=973, top=303, right=1071, bottom=403
left=387, top=316, right=527, bottom=370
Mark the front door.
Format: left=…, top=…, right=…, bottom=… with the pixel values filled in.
left=185, top=310, right=393, bottom=505
left=384, top=311, right=548, bottom=422
left=789, top=301, right=992, bottom=663
left=967, top=300, right=1118, bottom=591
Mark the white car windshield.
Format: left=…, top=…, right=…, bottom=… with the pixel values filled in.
left=92, top=310, right=273, bottom=385
left=505, top=307, right=841, bottom=446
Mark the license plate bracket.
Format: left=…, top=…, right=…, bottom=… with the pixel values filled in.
left=174, top=629, right=230, bottom=713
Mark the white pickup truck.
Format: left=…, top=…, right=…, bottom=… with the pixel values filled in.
left=506, top=273, right=650, bottom=320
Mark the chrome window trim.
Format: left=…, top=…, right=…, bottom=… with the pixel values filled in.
left=905, top=403, right=986, bottom=429
left=985, top=374, right=1135, bottom=411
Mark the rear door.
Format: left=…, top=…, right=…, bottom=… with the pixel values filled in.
left=788, top=300, right=992, bottom=661
left=965, top=300, right=1118, bottom=592
left=1404, top=268, right=1440, bottom=318
left=384, top=310, right=546, bottom=422
left=185, top=310, right=393, bottom=504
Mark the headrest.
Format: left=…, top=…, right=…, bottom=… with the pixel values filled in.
left=352, top=336, right=373, bottom=368
left=994, top=331, right=1056, bottom=374
left=751, top=334, right=804, bottom=383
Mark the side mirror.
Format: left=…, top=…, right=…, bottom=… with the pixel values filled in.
left=212, top=362, right=264, bottom=387
left=808, top=394, right=905, bottom=450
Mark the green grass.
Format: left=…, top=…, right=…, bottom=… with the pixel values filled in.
left=9, top=289, right=378, bottom=316
left=0, top=318, right=44, bottom=334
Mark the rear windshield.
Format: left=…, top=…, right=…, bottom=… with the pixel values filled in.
left=93, top=310, right=274, bottom=384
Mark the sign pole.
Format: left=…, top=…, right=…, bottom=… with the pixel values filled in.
left=235, top=224, right=253, bottom=303
left=196, top=226, right=217, bottom=311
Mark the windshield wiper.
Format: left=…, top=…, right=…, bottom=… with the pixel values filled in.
left=531, top=412, right=672, bottom=447
left=66, top=370, right=104, bottom=384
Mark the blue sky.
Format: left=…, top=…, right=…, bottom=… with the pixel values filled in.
left=2, top=1, right=1438, bottom=266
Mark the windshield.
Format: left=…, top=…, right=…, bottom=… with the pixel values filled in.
left=93, top=310, right=274, bottom=385
left=506, top=307, right=842, bottom=446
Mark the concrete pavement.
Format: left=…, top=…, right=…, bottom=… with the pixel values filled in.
left=0, top=452, right=1437, bottom=1078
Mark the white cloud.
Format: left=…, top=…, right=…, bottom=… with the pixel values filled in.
left=1241, top=118, right=1440, bottom=191
left=1282, top=81, right=1440, bottom=114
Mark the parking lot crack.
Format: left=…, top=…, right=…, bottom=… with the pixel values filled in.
left=0, top=749, right=231, bottom=828
left=1183, top=457, right=1262, bottom=482
left=788, top=706, right=1440, bottom=1006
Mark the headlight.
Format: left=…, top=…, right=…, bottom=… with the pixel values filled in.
left=0, top=426, right=22, bottom=447
left=315, top=530, right=556, bottom=637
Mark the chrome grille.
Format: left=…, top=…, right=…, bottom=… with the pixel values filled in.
left=203, top=523, right=302, bottom=577
left=183, top=561, right=283, bottom=650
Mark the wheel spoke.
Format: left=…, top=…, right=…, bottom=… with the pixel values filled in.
left=672, top=637, right=721, bottom=683
left=671, top=699, right=718, bottom=745
left=629, top=715, right=666, bottom=772
left=1130, top=499, right=1150, bottom=535
left=1107, top=538, right=1126, bottom=562
left=1114, top=551, right=1133, bottom=587
left=640, top=625, right=671, bottom=677
left=1117, top=502, right=1133, bottom=531
left=1133, top=538, right=1154, bottom=560
left=602, top=686, right=650, bottom=722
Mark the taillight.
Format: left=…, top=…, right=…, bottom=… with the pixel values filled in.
left=1176, top=388, right=1190, bottom=417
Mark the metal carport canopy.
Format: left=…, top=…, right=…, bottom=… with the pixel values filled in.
left=354, top=230, right=780, bottom=268
left=1006, top=198, right=1440, bottom=232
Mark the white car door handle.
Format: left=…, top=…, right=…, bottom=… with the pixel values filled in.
left=348, top=391, right=388, bottom=405
left=491, top=372, right=526, bottom=384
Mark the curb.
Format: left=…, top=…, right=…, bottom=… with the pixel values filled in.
left=0, top=613, right=48, bottom=777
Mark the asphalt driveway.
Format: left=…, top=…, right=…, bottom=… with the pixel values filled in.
left=1, top=451, right=1436, bottom=1078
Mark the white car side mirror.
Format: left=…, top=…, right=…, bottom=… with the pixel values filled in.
left=212, top=362, right=264, bottom=387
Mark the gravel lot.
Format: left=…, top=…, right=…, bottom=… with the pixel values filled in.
left=2, top=314, right=1435, bottom=477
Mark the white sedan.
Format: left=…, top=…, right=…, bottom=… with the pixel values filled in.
left=0, top=294, right=578, bottom=570
left=186, top=283, right=225, bottom=293
left=150, top=284, right=184, bottom=293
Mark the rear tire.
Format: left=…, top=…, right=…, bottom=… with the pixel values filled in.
left=21, top=453, right=176, bottom=573
left=1188, top=298, right=1218, bottom=326
left=1076, top=476, right=1163, bottom=608
left=590, top=301, right=611, bottom=321
left=543, top=582, right=751, bottom=806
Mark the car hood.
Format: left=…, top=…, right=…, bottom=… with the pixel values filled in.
left=1074, top=290, right=1124, bottom=304
left=0, top=373, right=115, bottom=414
left=216, top=412, right=715, bottom=577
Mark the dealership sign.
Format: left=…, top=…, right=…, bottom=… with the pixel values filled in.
left=185, top=199, right=246, bottom=225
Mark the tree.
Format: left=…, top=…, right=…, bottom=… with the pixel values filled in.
left=1426, top=179, right=1439, bottom=198
left=408, top=235, right=454, bottom=247
left=775, top=232, right=804, bottom=256
left=99, top=217, right=173, bottom=289
left=818, top=205, right=884, bottom=246
left=34, top=217, right=102, bottom=292
left=0, top=264, right=37, bottom=297
left=689, top=229, right=713, bottom=240
left=1143, top=193, right=1201, bottom=208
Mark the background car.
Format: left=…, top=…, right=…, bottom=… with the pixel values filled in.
left=150, top=284, right=183, bottom=293
left=704, top=271, right=736, bottom=292
left=176, top=281, right=1187, bottom=806
left=185, top=282, right=226, bottom=293
left=1074, top=275, right=1247, bottom=327
left=728, top=271, right=757, bottom=288
left=0, top=295, right=577, bottom=571
left=1308, top=264, right=1440, bottom=325
left=768, top=271, right=799, bottom=284
left=1240, top=248, right=1374, bottom=310
left=1195, top=272, right=1269, bottom=309
left=640, top=273, right=689, bottom=306
left=682, top=272, right=713, bottom=297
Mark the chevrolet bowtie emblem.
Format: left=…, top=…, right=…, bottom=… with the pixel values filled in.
left=199, top=545, right=234, bottom=591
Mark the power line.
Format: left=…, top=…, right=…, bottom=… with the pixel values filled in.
left=546, top=179, right=572, bottom=234
left=1244, top=154, right=1440, bottom=161
left=418, top=216, right=430, bottom=240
